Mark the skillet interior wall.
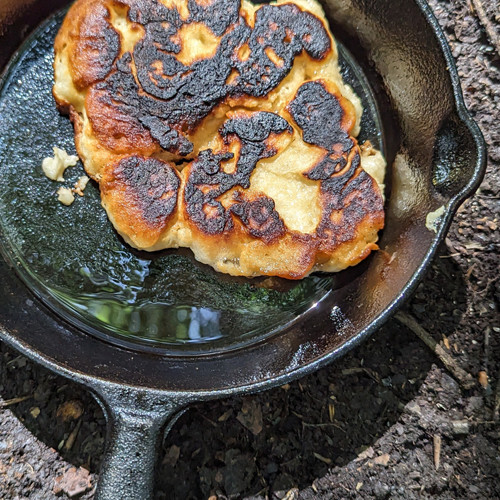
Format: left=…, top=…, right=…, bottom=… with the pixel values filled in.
left=0, top=0, right=66, bottom=69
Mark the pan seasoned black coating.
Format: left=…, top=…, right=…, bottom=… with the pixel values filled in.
left=0, top=1, right=486, bottom=498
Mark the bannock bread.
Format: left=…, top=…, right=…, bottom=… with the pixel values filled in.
left=53, top=0, right=386, bottom=279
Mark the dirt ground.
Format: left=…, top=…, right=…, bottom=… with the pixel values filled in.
left=1, top=0, right=499, bottom=498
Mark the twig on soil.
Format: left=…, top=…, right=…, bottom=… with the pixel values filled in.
left=394, top=312, right=476, bottom=390
left=0, top=395, right=32, bottom=408
left=302, top=421, right=346, bottom=433
left=64, top=420, right=82, bottom=451
left=470, top=0, right=500, bottom=56
left=493, top=378, right=500, bottom=422
left=341, top=367, right=381, bottom=384
left=313, top=452, right=332, bottom=465
left=433, top=434, right=441, bottom=470
left=196, top=410, right=218, bottom=428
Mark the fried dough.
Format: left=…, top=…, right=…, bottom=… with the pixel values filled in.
left=53, top=0, right=385, bottom=279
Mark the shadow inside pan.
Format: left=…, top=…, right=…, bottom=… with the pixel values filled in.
left=0, top=9, right=386, bottom=355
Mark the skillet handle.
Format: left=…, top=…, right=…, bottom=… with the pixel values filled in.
left=92, top=388, right=189, bottom=500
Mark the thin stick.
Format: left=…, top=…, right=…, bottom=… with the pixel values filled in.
left=433, top=434, right=442, bottom=470
left=64, top=420, right=82, bottom=451
left=341, top=367, right=381, bottom=384
left=302, top=421, right=346, bottom=433
left=470, top=0, right=500, bottom=56
left=482, top=327, right=490, bottom=373
left=0, top=395, right=32, bottom=408
left=395, top=312, right=475, bottom=390
left=493, top=378, right=500, bottom=422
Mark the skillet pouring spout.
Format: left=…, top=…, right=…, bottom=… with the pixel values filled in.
left=0, top=0, right=486, bottom=498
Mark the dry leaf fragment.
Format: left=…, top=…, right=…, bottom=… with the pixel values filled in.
left=56, top=400, right=84, bottom=422
left=29, top=407, right=40, bottom=419
left=355, top=446, right=375, bottom=462
left=163, top=445, right=181, bottom=467
left=236, top=398, right=263, bottom=435
left=486, top=220, right=497, bottom=231
left=372, top=453, right=390, bottom=466
left=478, top=370, right=489, bottom=389
left=218, top=409, right=233, bottom=422
left=53, top=467, right=92, bottom=498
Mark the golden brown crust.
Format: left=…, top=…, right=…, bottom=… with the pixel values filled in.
left=100, top=155, right=181, bottom=248
left=85, top=83, right=158, bottom=155
left=53, top=0, right=386, bottom=279
left=286, top=80, right=384, bottom=256
left=55, top=0, right=120, bottom=91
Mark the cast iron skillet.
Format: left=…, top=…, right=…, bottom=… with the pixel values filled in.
left=0, top=0, right=486, bottom=498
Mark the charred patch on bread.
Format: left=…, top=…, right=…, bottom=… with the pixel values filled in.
left=288, top=81, right=384, bottom=252
left=231, top=3, right=331, bottom=97
left=231, top=193, right=286, bottom=243
left=187, top=0, right=241, bottom=36
left=289, top=80, right=384, bottom=250
left=82, top=0, right=330, bottom=156
left=67, top=1, right=121, bottom=90
left=100, top=155, right=180, bottom=233
left=315, top=150, right=384, bottom=251
left=288, top=80, right=353, bottom=152
left=86, top=55, right=157, bottom=153
left=184, top=111, right=291, bottom=235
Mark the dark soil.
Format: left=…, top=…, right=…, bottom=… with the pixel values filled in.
left=1, top=0, right=499, bottom=498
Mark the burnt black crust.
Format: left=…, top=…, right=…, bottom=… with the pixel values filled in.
left=111, top=155, right=180, bottom=227
left=187, top=0, right=241, bottom=36
left=184, top=112, right=291, bottom=237
left=233, top=3, right=331, bottom=97
left=78, top=4, right=121, bottom=85
left=89, top=0, right=331, bottom=155
left=230, top=193, right=285, bottom=243
left=289, top=81, right=383, bottom=247
left=288, top=80, right=353, bottom=152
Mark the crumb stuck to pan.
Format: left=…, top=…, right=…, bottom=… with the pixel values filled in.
left=57, top=186, right=75, bottom=206
left=73, top=175, right=90, bottom=196
left=41, top=146, right=79, bottom=182
left=53, top=0, right=386, bottom=279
